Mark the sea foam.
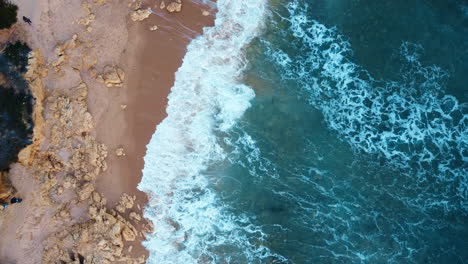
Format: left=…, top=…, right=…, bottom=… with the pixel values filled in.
left=137, top=1, right=279, bottom=263
left=264, top=1, right=468, bottom=213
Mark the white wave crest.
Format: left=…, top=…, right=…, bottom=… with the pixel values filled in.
left=137, top=1, right=286, bottom=263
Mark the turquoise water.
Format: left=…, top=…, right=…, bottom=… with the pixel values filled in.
left=140, top=0, right=467, bottom=263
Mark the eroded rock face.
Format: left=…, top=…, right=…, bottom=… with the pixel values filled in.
left=130, top=9, right=151, bottom=21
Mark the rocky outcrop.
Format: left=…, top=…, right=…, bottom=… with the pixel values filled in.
left=77, top=2, right=95, bottom=32
left=130, top=9, right=151, bottom=22
left=97, top=65, right=125, bottom=87
left=43, top=192, right=150, bottom=264
left=52, top=34, right=80, bottom=70
left=115, top=193, right=135, bottom=213
left=166, top=0, right=182, bottom=13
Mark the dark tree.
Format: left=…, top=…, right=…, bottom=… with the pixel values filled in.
left=0, top=0, right=18, bottom=29
left=0, top=85, right=33, bottom=171
left=3, top=41, right=31, bottom=73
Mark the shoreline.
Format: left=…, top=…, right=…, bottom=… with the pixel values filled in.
left=0, top=0, right=215, bottom=262
left=94, top=0, right=216, bottom=259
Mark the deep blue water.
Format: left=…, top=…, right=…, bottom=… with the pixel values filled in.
left=217, top=0, right=468, bottom=262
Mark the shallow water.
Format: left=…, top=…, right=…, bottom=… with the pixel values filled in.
left=140, top=0, right=468, bottom=263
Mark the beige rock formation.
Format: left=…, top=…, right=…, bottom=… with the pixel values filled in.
left=43, top=193, right=149, bottom=264
left=129, top=212, right=142, bottom=222
left=166, top=1, right=182, bottom=13
left=159, top=1, right=166, bottom=10
left=77, top=2, right=95, bottom=28
left=52, top=35, right=80, bottom=70
left=130, top=9, right=151, bottom=22
left=150, top=25, right=158, bottom=31
left=116, top=193, right=135, bottom=213
left=97, top=65, right=125, bottom=87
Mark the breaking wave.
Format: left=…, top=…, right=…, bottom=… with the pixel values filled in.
left=138, top=1, right=286, bottom=263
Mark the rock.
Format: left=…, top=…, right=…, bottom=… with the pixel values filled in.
left=98, top=66, right=125, bottom=87
left=202, top=10, right=210, bottom=16
left=92, top=192, right=101, bottom=203
left=78, top=182, right=94, bottom=201
left=115, top=148, right=125, bottom=157
left=115, top=193, right=135, bottom=213
left=122, top=226, right=136, bottom=241
left=150, top=25, right=158, bottom=31
left=129, top=212, right=141, bottom=222
left=130, top=9, right=151, bottom=22
left=120, top=104, right=127, bottom=110
left=159, top=1, right=165, bottom=9
left=166, top=1, right=182, bottom=13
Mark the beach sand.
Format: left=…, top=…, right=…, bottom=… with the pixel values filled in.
left=0, top=0, right=215, bottom=262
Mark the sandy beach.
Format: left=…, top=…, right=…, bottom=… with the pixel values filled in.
left=0, top=0, right=215, bottom=263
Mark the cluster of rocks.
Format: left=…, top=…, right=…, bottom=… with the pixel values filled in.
left=130, top=0, right=183, bottom=23
left=43, top=192, right=153, bottom=264
left=159, top=0, right=182, bottom=13
left=11, top=0, right=152, bottom=262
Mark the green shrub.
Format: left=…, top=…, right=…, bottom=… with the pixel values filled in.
left=0, top=0, right=18, bottom=30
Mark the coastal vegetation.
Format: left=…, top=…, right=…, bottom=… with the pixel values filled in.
left=0, top=41, right=33, bottom=172
left=3, top=41, right=31, bottom=72
left=0, top=0, right=18, bottom=29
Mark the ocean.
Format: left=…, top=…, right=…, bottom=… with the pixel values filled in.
left=138, top=0, right=468, bottom=263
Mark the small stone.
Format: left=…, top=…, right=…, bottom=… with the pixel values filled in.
left=115, top=148, right=125, bottom=157
left=92, top=192, right=101, bottom=203
left=150, top=25, right=158, bottom=31
left=202, top=10, right=209, bottom=16
left=129, top=212, right=142, bottom=222
left=159, top=1, right=165, bottom=9
left=120, top=104, right=127, bottom=110
left=122, top=226, right=136, bottom=241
